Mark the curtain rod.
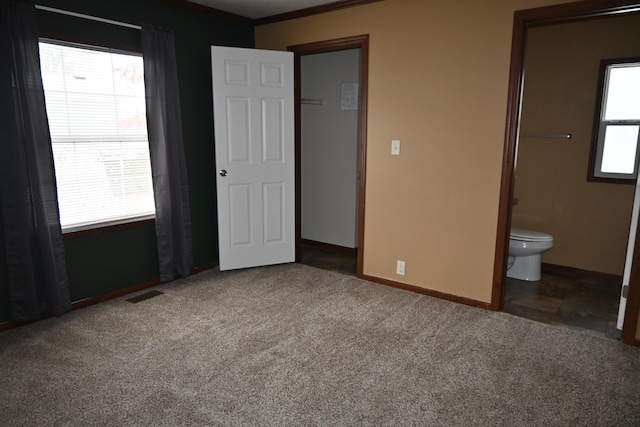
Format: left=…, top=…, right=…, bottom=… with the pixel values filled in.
left=35, top=5, right=142, bottom=30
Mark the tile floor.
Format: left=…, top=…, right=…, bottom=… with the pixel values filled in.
left=299, top=244, right=357, bottom=276
left=299, top=244, right=622, bottom=339
left=504, top=273, right=622, bottom=339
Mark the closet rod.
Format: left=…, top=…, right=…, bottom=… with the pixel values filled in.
left=35, top=5, right=142, bottom=30
left=301, top=99, right=325, bottom=106
left=520, top=133, right=572, bottom=140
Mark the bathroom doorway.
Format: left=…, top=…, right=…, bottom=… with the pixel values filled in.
left=493, top=1, right=640, bottom=346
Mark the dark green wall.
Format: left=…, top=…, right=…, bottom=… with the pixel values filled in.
left=0, top=0, right=254, bottom=323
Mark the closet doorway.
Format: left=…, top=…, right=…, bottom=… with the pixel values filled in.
left=289, top=35, right=369, bottom=277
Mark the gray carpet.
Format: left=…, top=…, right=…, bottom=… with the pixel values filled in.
left=1, top=263, right=639, bottom=426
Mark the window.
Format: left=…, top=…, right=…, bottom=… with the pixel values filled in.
left=589, top=58, right=640, bottom=183
left=39, top=41, right=155, bottom=231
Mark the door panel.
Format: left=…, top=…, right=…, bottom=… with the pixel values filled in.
left=226, top=97, right=251, bottom=163
left=212, top=46, right=294, bottom=271
left=262, top=98, right=284, bottom=162
left=229, top=184, right=252, bottom=247
left=263, top=182, right=285, bottom=244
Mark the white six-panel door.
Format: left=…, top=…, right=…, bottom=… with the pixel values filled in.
left=211, top=46, right=294, bottom=271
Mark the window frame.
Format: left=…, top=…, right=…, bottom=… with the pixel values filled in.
left=39, top=37, right=156, bottom=236
left=588, top=56, right=640, bottom=185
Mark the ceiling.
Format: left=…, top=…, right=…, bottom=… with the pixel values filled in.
left=186, top=0, right=339, bottom=19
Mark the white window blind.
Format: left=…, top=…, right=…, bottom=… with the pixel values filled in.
left=39, top=41, right=155, bottom=231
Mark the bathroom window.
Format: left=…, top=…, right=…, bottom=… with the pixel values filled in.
left=588, top=57, right=640, bottom=183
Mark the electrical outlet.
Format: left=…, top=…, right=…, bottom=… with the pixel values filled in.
left=396, top=260, right=406, bottom=276
left=391, top=139, right=401, bottom=155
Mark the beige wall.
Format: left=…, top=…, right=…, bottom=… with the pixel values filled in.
left=256, top=0, right=579, bottom=303
left=514, top=15, right=640, bottom=276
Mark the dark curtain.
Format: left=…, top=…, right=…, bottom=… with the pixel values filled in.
left=0, top=0, right=72, bottom=321
left=141, top=24, right=193, bottom=282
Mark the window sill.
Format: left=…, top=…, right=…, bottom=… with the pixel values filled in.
left=587, top=176, right=636, bottom=185
left=62, top=215, right=156, bottom=240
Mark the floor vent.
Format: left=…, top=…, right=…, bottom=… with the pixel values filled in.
left=126, top=290, right=164, bottom=304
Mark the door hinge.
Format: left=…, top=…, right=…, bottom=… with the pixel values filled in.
left=622, top=285, right=629, bottom=299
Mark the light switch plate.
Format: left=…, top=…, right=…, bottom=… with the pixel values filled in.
left=391, top=140, right=401, bottom=155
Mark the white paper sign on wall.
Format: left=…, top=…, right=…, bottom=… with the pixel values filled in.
left=341, top=82, right=359, bottom=111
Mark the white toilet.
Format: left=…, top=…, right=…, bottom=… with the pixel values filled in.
left=507, top=228, right=554, bottom=281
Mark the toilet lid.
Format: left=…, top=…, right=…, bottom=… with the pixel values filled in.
left=510, top=228, right=553, bottom=242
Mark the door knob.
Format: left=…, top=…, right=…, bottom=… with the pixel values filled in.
left=219, top=169, right=227, bottom=177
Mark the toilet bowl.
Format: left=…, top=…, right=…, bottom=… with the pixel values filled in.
left=507, top=228, right=554, bottom=281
